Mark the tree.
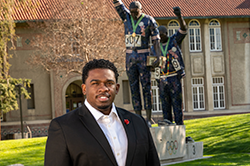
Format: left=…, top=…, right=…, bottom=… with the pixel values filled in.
left=0, top=0, right=35, bottom=140
left=28, top=0, right=125, bottom=74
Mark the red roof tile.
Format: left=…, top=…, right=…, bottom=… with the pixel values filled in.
left=2, top=0, right=250, bottom=21
left=128, top=0, right=250, bottom=18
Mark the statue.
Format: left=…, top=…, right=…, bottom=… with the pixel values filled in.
left=156, top=7, right=187, bottom=125
left=112, top=0, right=161, bottom=126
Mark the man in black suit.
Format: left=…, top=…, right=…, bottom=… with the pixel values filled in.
left=44, top=59, right=160, bottom=166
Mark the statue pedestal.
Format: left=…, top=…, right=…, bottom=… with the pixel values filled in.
left=150, top=125, right=203, bottom=164
left=184, top=141, right=203, bottom=160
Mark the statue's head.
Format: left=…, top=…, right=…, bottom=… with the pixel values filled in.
left=129, top=1, right=142, bottom=20
left=158, top=25, right=168, bottom=43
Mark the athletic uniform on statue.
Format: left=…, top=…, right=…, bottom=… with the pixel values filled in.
left=153, top=7, right=187, bottom=125
left=158, top=29, right=186, bottom=125
left=113, top=0, right=161, bottom=125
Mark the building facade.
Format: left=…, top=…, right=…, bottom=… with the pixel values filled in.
left=1, top=0, right=250, bottom=139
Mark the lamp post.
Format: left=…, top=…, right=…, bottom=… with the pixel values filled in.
left=16, top=84, right=24, bottom=139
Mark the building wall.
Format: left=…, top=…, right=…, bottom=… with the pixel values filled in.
left=225, top=18, right=250, bottom=109
left=6, top=26, right=52, bottom=121
left=1, top=25, right=52, bottom=139
left=115, top=71, right=133, bottom=110
left=157, top=17, right=250, bottom=112
left=1, top=17, right=250, bottom=139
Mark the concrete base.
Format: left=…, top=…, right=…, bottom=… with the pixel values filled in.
left=150, top=125, right=203, bottom=164
left=150, top=126, right=186, bottom=160
left=161, top=156, right=212, bottom=166
left=6, top=133, right=29, bottom=139
left=184, top=142, right=203, bottom=160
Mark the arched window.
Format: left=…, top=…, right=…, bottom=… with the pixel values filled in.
left=188, top=20, right=202, bottom=52
left=168, top=20, right=179, bottom=36
left=209, top=19, right=222, bottom=51
left=65, top=82, right=84, bottom=112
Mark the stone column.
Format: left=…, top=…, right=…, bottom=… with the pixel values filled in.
left=50, top=70, right=55, bottom=119
left=183, top=34, right=193, bottom=112
left=244, top=42, right=250, bottom=102
left=204, top=19, right=214, bottom=111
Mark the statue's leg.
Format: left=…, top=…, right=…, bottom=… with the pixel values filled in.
left=146, top=109, right=151, bottom=122
left=138, top=53, right=152, bottom=120
left=126, top=52, right=142, bottom=113
left=135, top=110, right=142, bottom=115
left=160, top=78, right=173, bottom=122
left=171, top=76, right=183, bottom=125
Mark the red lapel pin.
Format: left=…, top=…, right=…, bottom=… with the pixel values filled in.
left=124, top=119, right=130, bottom=125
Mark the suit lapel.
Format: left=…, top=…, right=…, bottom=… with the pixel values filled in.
left=117, top=108, right=137, bottom=166
left=78, top=105, right=118, bottom=166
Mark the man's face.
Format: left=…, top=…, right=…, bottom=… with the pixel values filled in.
left=130, top=8, right=141, bottom=20
left=159, top=30, right=168, bottom=43
left=81, top=68, right=120, bottom=115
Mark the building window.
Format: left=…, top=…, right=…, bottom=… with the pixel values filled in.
left=17, top=37, right=23, bottom=47
left=212, top=77, right=225, bottom=109
left=71, top=33, right=80, bottom=56
left=54, top=32, right=64, bottom=55
left=151, top=80, right=162, bottom=112
left=66, top=83, right=83, bottom=98
left=54, top=32, right=80, bottom=56
left=209, top=20, right=222, bottom=51
left=122, top=80, right=130, bottom=104
left=168, top=20, right=179, bottom=36
left=188, top=20, right=201, bottom=52
left=66, top=82, right=84, bottom=112
left=27, top=84, right=35, bottom=109
left=192, top=78, right=205, bottom=110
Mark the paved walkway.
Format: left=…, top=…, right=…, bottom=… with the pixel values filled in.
left=160, top=156, right=213, bottom=166
left=138, top=109, right=250, bottom=123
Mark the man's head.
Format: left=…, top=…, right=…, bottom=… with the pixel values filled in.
left=158, top=25, right=168, bottom=43
left=129, top=1, right=142, bottom=20
left=81, top=59, right=120, bottom=115
left=82, top=59, right=119, bottom=84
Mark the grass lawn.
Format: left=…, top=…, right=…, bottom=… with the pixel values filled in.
left=0, top=137, right=46, bottom=166
left=0, top=113, right=250, bottom=166
left=173, top=113, right=250, bottom=166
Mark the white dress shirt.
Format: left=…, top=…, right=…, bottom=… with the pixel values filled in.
left=84, top=100, right=128, bottom=166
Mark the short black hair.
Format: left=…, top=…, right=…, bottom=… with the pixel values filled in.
left=158, top=25, right=168, bottom=34
left=82, top=59, right=119, bottom=84
left=129, top=1, right=142, bottom=9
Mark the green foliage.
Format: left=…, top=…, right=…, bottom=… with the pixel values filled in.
left=0, top=114, right=250, bottom=165
left=0, top=78, right=31, bottom=113
left=0, top=0, right=31, bottom=114
left=0, top=0, right=16, bottom=76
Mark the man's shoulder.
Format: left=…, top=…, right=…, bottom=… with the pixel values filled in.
left=116, top=107, right=133, bottom=114
left=143, top=14, right=156, bottom=22
left=116, top=107, right=145, bottom=120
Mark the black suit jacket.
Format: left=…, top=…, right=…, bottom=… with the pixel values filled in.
left=44, top=104, right=160, bottom=166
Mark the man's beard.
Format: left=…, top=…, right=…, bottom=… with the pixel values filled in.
left=98, top=105, right=110, bottom=110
